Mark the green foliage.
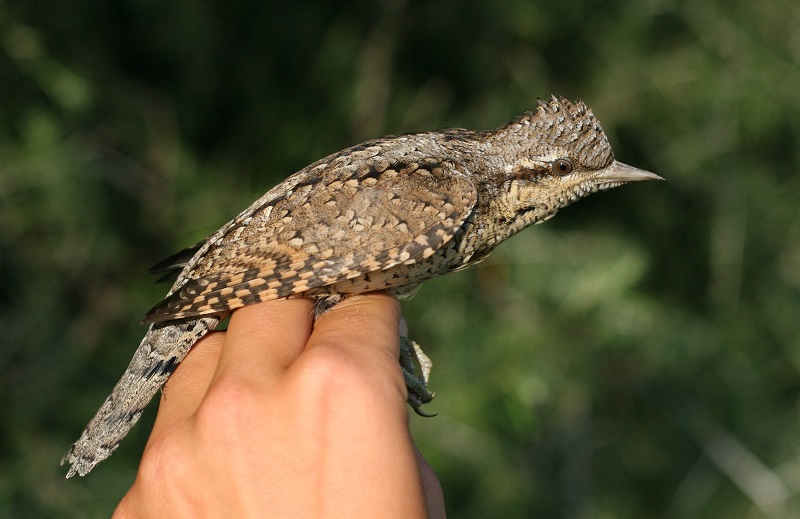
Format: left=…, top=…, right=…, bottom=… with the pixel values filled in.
left=2, top=0, right=800, bottom=517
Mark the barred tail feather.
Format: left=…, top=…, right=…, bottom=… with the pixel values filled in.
left=61, top=316, right=220, bottom=477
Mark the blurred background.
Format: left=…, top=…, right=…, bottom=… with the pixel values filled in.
left=2, top=0, right=800, bottom=517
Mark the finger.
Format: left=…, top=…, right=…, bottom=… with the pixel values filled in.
left=413, top=442, right=446, bottom=519
left=211, top=298, right=315, bottom=388
left=305, top=293, right=404, bottom=406
left=309, top=292, right=401, bottom=364
left=150, top=331, right=225, bottom=439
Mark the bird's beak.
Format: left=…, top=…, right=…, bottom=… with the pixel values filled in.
left=596, top=161, right=663, bottom=183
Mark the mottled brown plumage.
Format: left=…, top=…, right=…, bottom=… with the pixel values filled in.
left=62, top=96, right=661, bottom=477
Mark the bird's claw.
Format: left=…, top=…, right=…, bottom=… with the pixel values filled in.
left=400, top=335, right=436, bottom=416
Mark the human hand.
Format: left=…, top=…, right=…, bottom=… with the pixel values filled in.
left=114, top=293, right=444, bottom=518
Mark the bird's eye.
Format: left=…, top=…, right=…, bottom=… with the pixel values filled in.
left=553, top=159, right=573, bottom=176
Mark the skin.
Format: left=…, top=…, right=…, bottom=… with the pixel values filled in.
left=114, top=293, right=445, bottom=519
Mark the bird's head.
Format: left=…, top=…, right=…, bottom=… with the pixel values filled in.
left=488, top=96, right=662, bottom=228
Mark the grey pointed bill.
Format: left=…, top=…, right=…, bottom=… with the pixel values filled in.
left=596, top=161, right=664, bottom=183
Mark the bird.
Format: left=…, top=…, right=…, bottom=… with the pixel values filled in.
left=62, top=95, right=661, bottom=477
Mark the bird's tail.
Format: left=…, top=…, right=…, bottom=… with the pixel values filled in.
left=61, top=316, right=220, bottom=477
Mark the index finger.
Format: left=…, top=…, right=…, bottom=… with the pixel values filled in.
left=211, top=298, right=315, bottom=388
left=306, top=293, right=405, bottom=408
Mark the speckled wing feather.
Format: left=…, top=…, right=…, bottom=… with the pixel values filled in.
left=144, top=156, right=477, bottom=323
left=148, top=241, right=205, bottom=284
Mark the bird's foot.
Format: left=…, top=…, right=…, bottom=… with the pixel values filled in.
left=399, top=335, right=436, bottom=417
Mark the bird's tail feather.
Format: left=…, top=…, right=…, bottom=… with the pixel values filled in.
left=61, top=316, right=219, bottom=477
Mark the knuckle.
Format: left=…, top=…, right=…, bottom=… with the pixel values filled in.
left=195, top=380, right=261, bottom=440
left=292, top=348, right=390, bottom=410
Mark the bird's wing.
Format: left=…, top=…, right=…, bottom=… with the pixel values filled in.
left=147, top=241, right=205, bottom=284
left=143, top=158, right=477, bottom=323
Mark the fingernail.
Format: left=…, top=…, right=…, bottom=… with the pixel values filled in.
left=399, top=317, right=409, bottom=337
